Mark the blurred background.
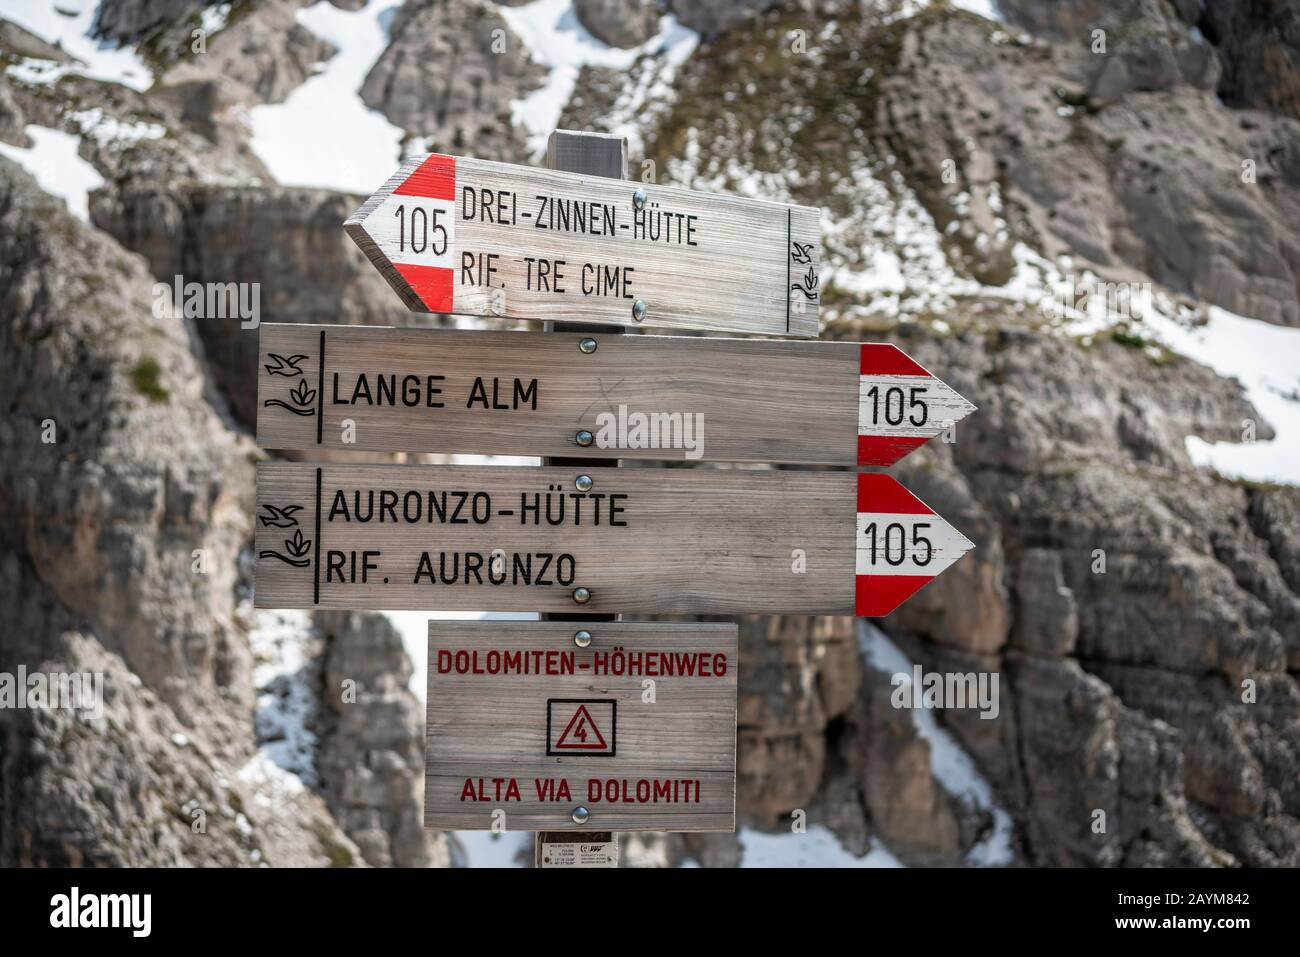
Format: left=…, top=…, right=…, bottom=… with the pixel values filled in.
left=0, top=0, right=1297, bottom=868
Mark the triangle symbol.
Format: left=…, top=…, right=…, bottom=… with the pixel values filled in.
left=555, top=704, right=608, bottom=750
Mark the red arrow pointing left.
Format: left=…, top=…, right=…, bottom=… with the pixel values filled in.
left=345, top=153, right=458, bottom=313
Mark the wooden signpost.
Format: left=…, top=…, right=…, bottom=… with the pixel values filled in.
left=253, top=463, right=974, bottom=617
left=425, top=620, right=737, bottom=832
left=343, top=151, right=822, bottom=336
left=256, top=324, right=975, bottom=466
left=254, top=128, right=980, bottom=860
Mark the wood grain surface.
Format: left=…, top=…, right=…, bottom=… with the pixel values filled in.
left=256, top=324, right=862, bottom=464
left=425, top=620, right=737, bottom=832
left=344, top=152, right=821, bottom=336
left=254, top=462, right=862, bottom=614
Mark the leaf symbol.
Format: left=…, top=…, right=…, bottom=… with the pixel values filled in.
left=291, top=380, right=316, bottom=407
left=285, top=529, right=311, bottom=558
left=804, top=266, right=819, bottom=291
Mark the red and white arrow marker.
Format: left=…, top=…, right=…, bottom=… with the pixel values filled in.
left=855, top=473, right=975, bottom=616
left=857, top=344, right=976, bottom=466
left=345, top=153, right=459, bottom=313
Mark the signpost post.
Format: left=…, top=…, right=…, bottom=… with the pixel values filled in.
left=253, top=127, right=980, bottom=869
left=534, top=130, right=627, bottom=867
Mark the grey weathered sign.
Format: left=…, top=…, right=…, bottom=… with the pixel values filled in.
left=425, top=620, right=737, bottom=832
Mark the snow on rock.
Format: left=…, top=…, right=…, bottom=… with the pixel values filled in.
left=0, top=0, right=152, bottom=91
left=1147, top=306, right=1300, bottom=487
left=241, top=607, right=318, bottom=802
left=858, top=621, right=1015, bottom=866
left=739, top=826, right=905, bottom=868
left=248, top=0, right=409, bottom=194
left=68, top=107, right=166, bottom=145
left=0, top=125, right=105, bottom=220
left=453, top=831, right=531, bottom=868
left=499, top=0, right=698, bottom=158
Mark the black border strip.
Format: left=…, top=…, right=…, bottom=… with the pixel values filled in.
left=313, top=466, right=322, bottom=605
left=316, top=329, right=326, bottom=445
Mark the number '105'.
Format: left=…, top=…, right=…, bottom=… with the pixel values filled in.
left=394, top=203, right=448, bottom=255
left=866, top=385, right=928, bottom=426
left=862, top=522, right=933, bottom=566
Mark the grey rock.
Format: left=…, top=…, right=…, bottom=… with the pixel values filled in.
left=360, top=0, right=545, bottom=161
left=0, top=16, right=74, bottom=60
left=0, top=78, right=25, bottom=147
left=666, top=0, right=782, bottom=38
left=1202, top=0, right=1300, bottom=121
left=1011, top=549, right=1079, bottom=656
left=575, top=0, right=660, bottom=48
left=876, top=12, right=1300, bottom=325
left=160, top=0, right=338, bottom=107
left=315, top=612, right=451, bottom=867
left=0, top=157, right=363, bottom=866
left=91, top=185, right=426, bottom=428
left=94, top=0, right=210, bottom=44
left=735, top=614, right=860, bottom=821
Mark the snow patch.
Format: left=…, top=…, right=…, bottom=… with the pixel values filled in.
left=499, top=0, right=698, bottom=159
left=858, top=621, right=1015, bottom=866
left=0, top=124, right=104, bottom=221
left=68, top=107, right=166, bottom=145
left=0, top=0, right=152, bottom=90
left=248, top=0, right=408, bottom=193
left=244, top=607, right=318, bottom=794
left=740, top=826, right=905, bottom=868
left=454, top=831, right=531, bottom=867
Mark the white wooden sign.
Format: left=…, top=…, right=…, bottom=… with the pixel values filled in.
left=344, top=152, right=821, bottom=336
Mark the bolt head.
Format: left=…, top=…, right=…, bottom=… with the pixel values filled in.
left=579, top=337, right=598, bottom=354
left=575, top=474, right=593, bottom=491
left=574, top=630, right=592, bottom=648
left=572, top=806, right=590, bottom=825
left=632, top=300, right=647, bottom=322
left=572, top=586, right=591, bottom=604
left=575, top=430, right=594, bottom=447
left=633, top=188, right=647, bottom=210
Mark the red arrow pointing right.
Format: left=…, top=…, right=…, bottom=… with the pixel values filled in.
left=855, top=473, right=975, bottom=616
left=857, top=344, right=977, bottom=466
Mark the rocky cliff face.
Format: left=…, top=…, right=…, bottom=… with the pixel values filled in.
left=1, top=0, right=1296, bottom=869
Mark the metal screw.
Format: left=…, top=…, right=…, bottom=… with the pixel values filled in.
left=572, top=587, right=591, bottom=604
left=633, top=188, right=647, bottom=210
left=632, top=300, right=647, bottom=322
left=575, top=430, right=594, bottom=447
left=575, top=474, right=593, bottom=491
left=574, top=630, right=592, bottom=648
left=572, top=806, right=590, bottom=824
left=579, top=337, right=597, bottom=354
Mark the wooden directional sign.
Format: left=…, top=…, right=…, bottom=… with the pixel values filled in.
left=254, top=464, right=974, bottom=616
left=344, top=153, right=821, bottom=336
left=425, top=620, right=737, bottom=832
left=256, top=324, right=974, bottom=466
